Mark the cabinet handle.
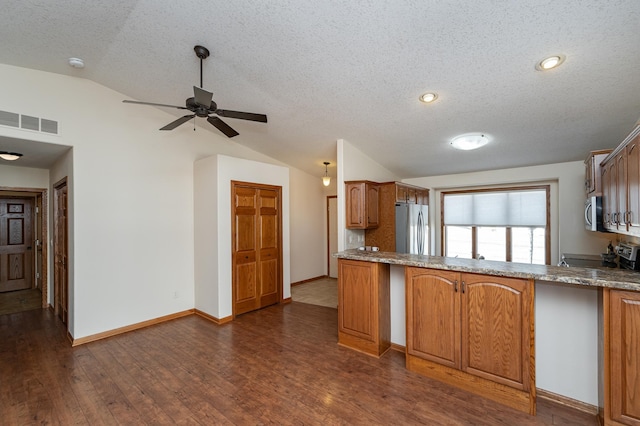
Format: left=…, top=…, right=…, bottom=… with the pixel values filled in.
left=454, top=280, right=458, bottom=292
left=462, top=281, right=466, bottom=294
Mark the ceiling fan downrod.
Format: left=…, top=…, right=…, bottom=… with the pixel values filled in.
left=194, top=45, right=210, bottom=88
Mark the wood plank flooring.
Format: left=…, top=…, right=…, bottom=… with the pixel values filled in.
left=1, top=303, right=598, bottom=425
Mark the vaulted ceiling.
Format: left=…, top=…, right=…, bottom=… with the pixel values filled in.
left=1, top=1, right=639, bottom=178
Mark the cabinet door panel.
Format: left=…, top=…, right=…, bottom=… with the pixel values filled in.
left=617, top=152, right=628, bottom=231
left=610, top=290, right=640, bottom=425
left=627, top=139, right=640, bottom=232
left=406, top=268, right=460, bottom=368
left=461, top=274, right=532, bottom=391
left=367, top=184, right=380, bottom=227
left=346, top=183, right=365, bottom=228
left=339, top=260, right=376, bottom=340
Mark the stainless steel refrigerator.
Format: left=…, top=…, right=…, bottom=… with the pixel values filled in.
left=395, top=203, right=429, bottom=255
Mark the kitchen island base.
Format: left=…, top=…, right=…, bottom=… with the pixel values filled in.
left=406, top=355, right=535, bottom=415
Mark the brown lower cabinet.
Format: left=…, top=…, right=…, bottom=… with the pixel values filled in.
left=337, top=259, right=390, bottom=357
left=605, top=289, right=640, bottom=426
left=405, top=267, right=536, bottom=415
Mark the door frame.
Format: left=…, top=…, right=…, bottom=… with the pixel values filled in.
left=0, top=186, right=48, bottom=308
left=327, top=195, right=337, bottom=277
left=53, top=177, right=68, bottom=325
left=231, top=180, right=283, bottom=318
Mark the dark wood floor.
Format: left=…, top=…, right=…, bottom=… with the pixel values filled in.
left=1, top=303, right=598, bottom=425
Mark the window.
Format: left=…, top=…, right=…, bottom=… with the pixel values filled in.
left=442, top=186, right=550, bottom=265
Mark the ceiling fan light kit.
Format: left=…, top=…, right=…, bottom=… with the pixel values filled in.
left=122, top=45, right=267, bottom=138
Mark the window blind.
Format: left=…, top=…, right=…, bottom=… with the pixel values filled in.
left=443, top=190, right=546, bottom=227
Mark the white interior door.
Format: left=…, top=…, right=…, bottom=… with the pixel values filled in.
left=328, top=197, right=338, bottom=278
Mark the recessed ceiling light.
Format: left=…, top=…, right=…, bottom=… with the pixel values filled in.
left=0, top=151, right=23, bottom=161
left=419, top=92, right=438, bottom=103
left=450, top=134, right=489, bottom=150
left=536, top=55, right=565, bottom=71
left=68, top=57, right=85, bottom=69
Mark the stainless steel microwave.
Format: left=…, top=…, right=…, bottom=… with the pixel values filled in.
left=585, top=196, right=607, bottom=232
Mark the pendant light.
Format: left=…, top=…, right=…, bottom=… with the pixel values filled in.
left=322, top=162, right=331, bottom=186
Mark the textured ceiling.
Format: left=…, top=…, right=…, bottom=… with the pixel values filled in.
left=1, top=0, right=639, bottom=178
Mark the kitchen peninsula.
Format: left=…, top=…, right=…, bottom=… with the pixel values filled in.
left=334, top=249, right=640, bottom=424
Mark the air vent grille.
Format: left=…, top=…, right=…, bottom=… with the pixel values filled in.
left=0, top=110, right=19, bottom=128
left=41, top=119, right=58, bottom=134
left=0, top=110, right=58, bottom=135
left=21, top=115, right=39, bottom=131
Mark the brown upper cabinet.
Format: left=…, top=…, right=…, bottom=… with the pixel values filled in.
left=345, top=181, right=380, bottom=229
left=365, top=182, right=430, bottom=252
left=396, top=182, right=429, bottom=205
left=584, top=149, right=612, bottom=196
left=601, top=123, right=640, bottom=235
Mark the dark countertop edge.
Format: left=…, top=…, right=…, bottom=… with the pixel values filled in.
left=333, top=249, right=640, bottom=292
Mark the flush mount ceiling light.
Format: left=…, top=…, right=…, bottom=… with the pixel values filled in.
left=68, top=57, right=85, bottom=69
left=535, top=55, right=565, bottom=71
left=0, top=151, right=23, bottom=161
left=450, top=134, right=489, bottom=151
left=419, top=92, right=438, bottom=103
left=322, top=162, right=331, bottom=186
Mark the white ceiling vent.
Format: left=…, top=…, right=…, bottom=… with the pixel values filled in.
left=0, top=110, right=59, bottom=135
left=0, top=110, right=19, bottom=128
left=21, top=115, right=39, bottom=131
left=40, top=119, right=58, bottom=134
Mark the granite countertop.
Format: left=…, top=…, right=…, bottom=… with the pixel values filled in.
left=334, top=249, right=640, bottom=292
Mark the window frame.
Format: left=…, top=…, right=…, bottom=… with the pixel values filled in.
left=440, top=185, right=551, bottom=265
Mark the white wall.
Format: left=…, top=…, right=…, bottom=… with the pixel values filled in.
left=0, top=164, right=49, bottom=188
left=194, top=155, right=291, bottom=319
left=405, top=161, right=607, bottom=405
left=0, top=63, right=326, bottom=339
left=290, top=167, right=327, bottom=282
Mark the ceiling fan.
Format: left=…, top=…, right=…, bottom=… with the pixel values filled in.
left=123, top=45, right=267, bottom=138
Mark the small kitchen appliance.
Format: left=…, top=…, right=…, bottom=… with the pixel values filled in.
left=584, top=196, right=607, bottom=232
left=617, top=242, right=640, bottom=270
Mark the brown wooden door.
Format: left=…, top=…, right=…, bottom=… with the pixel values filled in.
left=460, top=273, right=532, bottom=391
left=54, top=180, right=68, bottom=324
left=406, top=267, right=460, bottom=369
left=0, top=198, right=34, bottom=292
left=257, top=188, right=279, bottom=308
left=232, top=182, right=282, bottom=316
left=609, top=290, right=640, bottom=425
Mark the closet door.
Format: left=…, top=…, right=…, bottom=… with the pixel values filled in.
left=232, top=182, right=282, bottom=316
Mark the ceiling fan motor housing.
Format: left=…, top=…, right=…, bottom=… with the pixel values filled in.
left=186, top=97, right=216, bottom=117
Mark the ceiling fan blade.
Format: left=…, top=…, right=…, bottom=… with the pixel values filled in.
left=123, top=100, right=188, bottom=110
left=207, top=116, right=239, bottom=138
left=160, top=114, right=195, bottom=131
left=193, top=86, right=213, bottom=108
left=216, top=109, right=268, bottom=123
